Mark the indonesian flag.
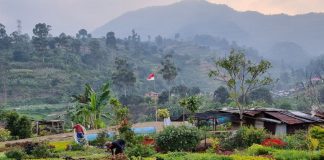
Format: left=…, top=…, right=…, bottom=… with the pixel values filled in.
left=147, top=73, right=155, bottom=81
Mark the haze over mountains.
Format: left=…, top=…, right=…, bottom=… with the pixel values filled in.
left=93, top=0, right=324, bottom=65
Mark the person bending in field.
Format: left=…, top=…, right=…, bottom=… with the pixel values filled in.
left=106, top=139, right=126, bottom=155
left=73, top=124, right=85, bottom=140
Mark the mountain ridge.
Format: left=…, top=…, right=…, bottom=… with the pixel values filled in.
left=92, top=0, right=324, bottom=63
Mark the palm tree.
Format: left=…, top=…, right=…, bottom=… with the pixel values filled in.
left=71, top=82, right=111, bottom=129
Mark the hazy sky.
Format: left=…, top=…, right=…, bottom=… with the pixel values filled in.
left=1, top=0, right=324, bottom=36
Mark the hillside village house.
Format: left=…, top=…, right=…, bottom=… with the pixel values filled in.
left=175, top=108, right=324, bottom=136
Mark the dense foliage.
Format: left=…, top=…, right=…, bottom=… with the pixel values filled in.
left=0, top=128, right=11, bottom=141
left=220, top=126, right=269, bottom=150
left=5, top=148, right=26, bottom=160
left=283, top=130, right=309, bottom=150
left=156, top=125, right=201, bottom=152
left=125, top=143, right=156, bottom=158
left=4, top=111, right=32, bottom=139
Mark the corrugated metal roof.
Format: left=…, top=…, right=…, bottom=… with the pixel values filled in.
left=289, top=111, right=324, bottom=122
left=245, top=110, right=261, bottom=116
left=265, top=112, right=304, bottom=124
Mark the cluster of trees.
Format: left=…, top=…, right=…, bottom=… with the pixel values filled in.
left=0, top=110, right=32, bottom=139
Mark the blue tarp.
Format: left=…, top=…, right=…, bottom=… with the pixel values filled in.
left=85, top=127, right=156, bottom=141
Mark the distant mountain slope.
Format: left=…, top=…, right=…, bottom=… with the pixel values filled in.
left=93, top=0, right=324, bottom=57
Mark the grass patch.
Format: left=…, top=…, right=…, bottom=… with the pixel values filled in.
left=152, top=152, right=272, bottom=160
left=57, top=147, right=108, bottom=159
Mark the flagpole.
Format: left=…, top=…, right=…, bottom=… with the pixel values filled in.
left=154, top=72, right=157, bottom=122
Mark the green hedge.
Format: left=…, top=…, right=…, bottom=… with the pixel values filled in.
left=273, top=150, right=320, bottom=160
left=156, top=125, right=201, bottom=152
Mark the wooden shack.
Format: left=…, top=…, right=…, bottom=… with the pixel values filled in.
left=35, top=120, right=64, bottom=135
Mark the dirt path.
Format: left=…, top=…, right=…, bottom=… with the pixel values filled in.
left=0, top=121, right=184, bottom=147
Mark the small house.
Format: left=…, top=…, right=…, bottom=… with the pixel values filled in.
left=175, top=108, right=324, bottom=136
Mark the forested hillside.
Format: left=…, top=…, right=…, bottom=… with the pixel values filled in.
left=0, top=23, right=237, bottom=107
left=2, top=19, right=324, bottom=122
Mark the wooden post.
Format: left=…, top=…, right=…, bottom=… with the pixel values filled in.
left=51, top=121, right=54, bottom=133
left=213, top=118, right=216, bottom=131
left=36, top=121, right=39, bottom=135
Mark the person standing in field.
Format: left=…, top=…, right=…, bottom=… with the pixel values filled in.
left=73, top=124, right=85, bottom=139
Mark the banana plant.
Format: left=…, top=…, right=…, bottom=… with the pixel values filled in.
left=71, top=82, right=111, bottom=129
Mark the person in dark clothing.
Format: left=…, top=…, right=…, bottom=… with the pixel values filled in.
left=106, top=139, right=126, bottom=155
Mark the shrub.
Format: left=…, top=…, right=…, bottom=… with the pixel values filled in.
left=90, top=130, right=109, bottom=147
left=247, top=144, right=274, bottom=156
left=156, top=125, right=201, bottom=152
left=283, top=130, right=309, bottom=150
left=17, top=116, right=32, bottom=139
left=5, top=148, right=26, bottom=160
left=118, top=120, right=135, bottom=145
left=210, top=137, right=220, bottom=151
left=30, top=142, right=58, bottom=158
left=157, top=109, right=170, bottom=119
left=221, top=126, right=268, bottom=150
left=320, top=150, right=324, bottom=160
left=309, top=126, right=324, bottom=149
left=69, top=142, right=85, bottom=151
left=0, top=128, right=11, bottom=141
left=125, top=143, right=156, bottom=158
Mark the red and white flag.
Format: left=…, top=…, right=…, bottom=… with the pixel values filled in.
left=147, top=73, right=155, bottom=81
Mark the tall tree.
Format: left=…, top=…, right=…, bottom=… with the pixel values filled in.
left=0, top=60, right=8, bottom=105
left=88, top=39, right=100, bottom=54
left=209, top=49, right=272, bottom=125
left=32, top=23, right=51, bottom=62
left=76, top=29, right=90, bottom=40
left=179, top=96, right=201, bottom=123
left=0, top=23, right=10, bottom=50
left=10, top=31, right=30, bottom=62
left=249, top=88, right=273, bottom=104
left=171, top=85, right=189, bottom=98
left=214, top=86, right=229, bottom=104
left=57, top=32, right=73, bottom=50
left=155, top=35, right=163, bottom=46
left=112, top=58, right=136, bottom=96
left=159, top=54, right=177, bottom=105
left=106, top=31, right=117, bottom=49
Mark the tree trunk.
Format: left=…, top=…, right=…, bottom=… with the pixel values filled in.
left=182, top=108, right=184, bottom=122
left=168, top=83, right=171, bottom=105
left=3, top=76, right=7, bottom=105
left=42, top=52, right=45, bottom=63
left=239, top=111, right=243, bottom=127
left=237, top=100, right=244, bottom=127
left=1, top=65, right=7, bottom=105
